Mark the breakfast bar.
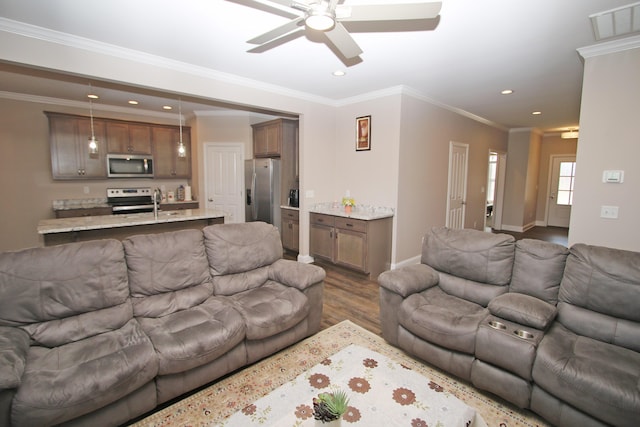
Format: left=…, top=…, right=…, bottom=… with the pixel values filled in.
left=38, top=208, right=226, bottom=246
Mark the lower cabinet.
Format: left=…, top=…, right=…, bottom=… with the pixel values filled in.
left=281, top=207, right=299, bottom=252
left=310, top=212, right=392, bottom=278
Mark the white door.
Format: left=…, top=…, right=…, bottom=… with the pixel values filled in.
left=547, top=155, right=576, bottom=228
left=446, top=142, right=469, bottom=229
left=204, top=143, right=244, bottom=223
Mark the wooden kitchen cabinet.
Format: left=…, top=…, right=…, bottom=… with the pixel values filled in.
left=48, top=113, right=108, bottom=179
left=281, top=207, right=299, bottom=252
left=152, top=126, right=191, bottom=178
left=106, top=122, right=152, bottom=154
left=310, top=212, right=392, bottom=278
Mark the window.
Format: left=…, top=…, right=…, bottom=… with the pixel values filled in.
left=557, top=161, right=576, bottom=205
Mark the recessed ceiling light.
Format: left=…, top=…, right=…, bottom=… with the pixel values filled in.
left=501, top=89, right=514, bottom=95
left=128, top=100, right=139, bottom=105
left=532, top=111, right=542, bottom=115
left=163, top=105, right=172, bottom=110
left=87, top=94, right=99, bottom=99
left=332, top=70, right=346, bottom=77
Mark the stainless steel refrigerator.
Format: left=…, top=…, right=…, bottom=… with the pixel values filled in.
left=245, top=158, right=281, bottom=227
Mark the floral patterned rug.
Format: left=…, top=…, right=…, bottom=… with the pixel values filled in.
left=132, top=320, right=549, bottom=427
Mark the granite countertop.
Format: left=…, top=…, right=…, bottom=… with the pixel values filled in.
left=309, top=203, right=394, bottom=220
left=52, top=198, right=198, bottom=211
left=280, top=205, right=299, bottom=211
left=38, top=208, right=225, bottom=234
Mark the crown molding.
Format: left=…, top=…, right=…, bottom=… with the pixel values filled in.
left=578, top=34, right=640, bottom=58
left=400, top=86, right=509, bottom=131
left=0, top=17, right=336, bottom=108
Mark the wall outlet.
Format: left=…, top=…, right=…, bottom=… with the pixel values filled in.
left=305, top=190, right=315, bottom=198
left=83, top=186, right=90, bottom=194
left=600, top=205, right=619, bottom=219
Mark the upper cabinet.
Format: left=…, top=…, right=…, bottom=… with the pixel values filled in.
left=252, top=118, right=298, bottom=159
left=47, top=112, right=192, bottom=180
left=152, top=126, right=191, bottom=179
left=106, top=122, right=152, bottom=154
left=47, top=112, right=107, bottom=179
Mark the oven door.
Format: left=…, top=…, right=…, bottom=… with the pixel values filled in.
left=107, top=154, right=154, bottom=178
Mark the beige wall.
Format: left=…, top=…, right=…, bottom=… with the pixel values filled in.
left=502, top=129, right=542, bottom=231
left=569, top=44, right=640, bottom=251
left=394, top=94, right=508, bottom=265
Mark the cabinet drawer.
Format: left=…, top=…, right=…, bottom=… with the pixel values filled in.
left=335, top=217, right=367, bottom=233
left=282, top=208, right=299, bottom=221
left=310, top=213, right=335, bottom=227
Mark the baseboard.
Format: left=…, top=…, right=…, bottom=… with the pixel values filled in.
left=391, top=254, right=421, bottom=270
left=501, top=222, right=536, bottom=233
left=297, top=254, right=314, bottom=264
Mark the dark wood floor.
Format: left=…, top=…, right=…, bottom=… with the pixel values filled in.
left=492, top=226, right=569, bottom=246
left=314, top=226, right=569, bottom=337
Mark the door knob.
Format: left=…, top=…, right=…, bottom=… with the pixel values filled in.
left=208, top=198, right=213, bottom=202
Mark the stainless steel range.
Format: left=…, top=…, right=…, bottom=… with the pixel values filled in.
left=107, top=187, right=154, bottom=214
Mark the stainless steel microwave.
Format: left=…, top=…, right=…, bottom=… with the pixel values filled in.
left=107, top=154, right=154, bottom=178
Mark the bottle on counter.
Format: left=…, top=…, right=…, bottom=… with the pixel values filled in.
left=177, top=185, right=185, bottom=202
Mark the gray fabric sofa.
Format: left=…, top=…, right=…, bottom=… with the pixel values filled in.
left=378, top=226, right=640, bottom=427
left=0, top=222, right=325, bottom=427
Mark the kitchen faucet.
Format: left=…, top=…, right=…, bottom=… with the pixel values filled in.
left=152, top=188, right=162, bottom=220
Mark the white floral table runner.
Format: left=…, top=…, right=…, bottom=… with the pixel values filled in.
left=219, top=344, right=486, bottom=427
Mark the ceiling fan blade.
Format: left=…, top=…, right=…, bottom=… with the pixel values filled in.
left=247, top=28, right=305, bottom=53
left=324, top=22, right=363, bottom=59
left=247, top=17, right=305, bottom=44
left=341, top=2, right=442, bottom=22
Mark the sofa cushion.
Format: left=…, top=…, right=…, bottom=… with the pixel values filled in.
left=137, top=297, right=245, bottom=375
left=488, top=293, right=557, bottom=330
left=0, top=239, right=131, bottom=346
left=229, top=281, right=309, bottom=340
left=510, top=239, right=569, bottom=304
left=204, top=222, right=282, bottom=276
left=558, top=243, right=640, bottom=352
left=532, top=322, right=640, bottom=427
left=422, top=226, right=515, bottom=286
left=10, top=319, right=158, bottom=426
left=398, top=286, right=488, bottom=354
left=123, top=229, right=212, bottom=317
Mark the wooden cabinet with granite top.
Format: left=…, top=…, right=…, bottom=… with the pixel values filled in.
left=310, top=212, right=392, bottom=278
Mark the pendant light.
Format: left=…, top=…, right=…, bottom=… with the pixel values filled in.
left=88, top=87, right=99, bottom=156
left=177, top=99, right=186, bottom=158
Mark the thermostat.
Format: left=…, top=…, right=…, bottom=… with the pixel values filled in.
left=602, top=170, right=624, bottom=183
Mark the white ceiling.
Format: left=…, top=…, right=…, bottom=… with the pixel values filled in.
left=0, top=0, right=637, bottom=132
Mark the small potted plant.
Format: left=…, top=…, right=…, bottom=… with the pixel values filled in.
left=341, top=197, right=355, bottom=214
left=313, top=390, right=349, bottom=425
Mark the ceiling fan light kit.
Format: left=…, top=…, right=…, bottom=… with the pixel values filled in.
left=305, top=7, right=336, bottom=31
left=242, top=0, right=442, bottom=60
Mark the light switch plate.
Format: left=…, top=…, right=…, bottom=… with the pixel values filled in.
left=600, top=206, right=619, bottom=219
left=602, top=170, right=624, bottom=183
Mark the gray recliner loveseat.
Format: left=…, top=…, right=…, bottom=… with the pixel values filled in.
left=0, top=221, right=325, bottom=426
left=378, top=226, right=640, bottom=427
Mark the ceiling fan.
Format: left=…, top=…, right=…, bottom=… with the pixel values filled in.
left=242, top=0, right=442, bottom=60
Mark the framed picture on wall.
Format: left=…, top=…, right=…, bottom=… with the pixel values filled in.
left=356, top=115, right=371, bottom=151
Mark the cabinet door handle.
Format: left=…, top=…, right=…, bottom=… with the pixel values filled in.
left=346, top=223, right=353, bottom=227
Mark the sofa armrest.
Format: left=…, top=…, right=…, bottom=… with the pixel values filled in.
left=0, top=327, right=30, bottom=389
left=488, top=293, right=557, bottom=330
left=378, top=264, right=439, bottom=298
left=269, top=259, right=326, bottom=291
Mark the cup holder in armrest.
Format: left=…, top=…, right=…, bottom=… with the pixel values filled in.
left=514, top=329, right=535, bottom=340
left=488, top=320, right=507, bottom=330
